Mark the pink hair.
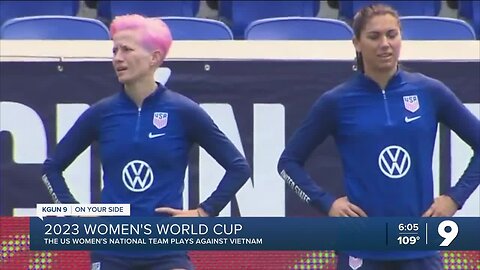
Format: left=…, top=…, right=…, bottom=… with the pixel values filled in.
left=110, top=14, right=172, bottom=59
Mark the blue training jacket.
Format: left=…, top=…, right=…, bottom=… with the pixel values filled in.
left=278, top=69, right=480, bottom=260
left=43, top=84, right=251, bottom=258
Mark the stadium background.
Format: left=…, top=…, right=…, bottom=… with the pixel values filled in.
left=1, top=1, right=480, bottom=269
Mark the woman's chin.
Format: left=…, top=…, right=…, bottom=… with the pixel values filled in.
left=116, top=76, right=130, bottom=84
left=377, top=62, right=397, bottom=72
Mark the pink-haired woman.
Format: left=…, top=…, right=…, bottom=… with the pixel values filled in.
left=43, top=14, right=251, bottom=270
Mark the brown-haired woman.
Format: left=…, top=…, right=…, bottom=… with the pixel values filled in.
left=278, top=4, right=479, bottom=270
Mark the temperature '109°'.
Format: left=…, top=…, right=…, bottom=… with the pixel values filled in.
left=397, top=235, right=420, bottom=245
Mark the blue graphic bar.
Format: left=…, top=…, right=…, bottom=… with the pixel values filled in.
left=30, top=217, right=480, bottom=251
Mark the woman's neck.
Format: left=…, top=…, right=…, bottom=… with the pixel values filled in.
left=364, top=67, right=397, bottom=90
left=124, top=77, right=157, bottom=107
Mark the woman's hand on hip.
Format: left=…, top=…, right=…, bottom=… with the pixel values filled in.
left=155, top=207, right=209, bottom=217
left=422, top=195, right=458, bottom=217
left=328, top=196, right=368, bottom=217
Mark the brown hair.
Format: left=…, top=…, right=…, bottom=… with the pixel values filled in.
left=352, top=4, right=400, bottom=72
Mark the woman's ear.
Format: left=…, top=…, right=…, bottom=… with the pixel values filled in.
left=151, top=50, right=163, bottom=67
left=352, top=37, right=361, bottom=53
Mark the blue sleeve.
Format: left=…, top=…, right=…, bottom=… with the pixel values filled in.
left=434, top=81, right=480, bottom=208
left=42, top=106, right=99, bottom=203
left=277, top=90, right=337, bottom=214
left=183, top=104, right=251, bottom=216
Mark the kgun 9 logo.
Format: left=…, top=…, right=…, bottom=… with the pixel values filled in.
left=437, top=220, right=458, bottom=247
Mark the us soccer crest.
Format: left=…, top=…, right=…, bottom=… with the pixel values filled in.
left=91, top=262, right=101, bottom=270
left=403, top=95, right=420, bottom=113
left=153, top=112, right=168, bottom=129
left=348, top=256, right=363, bottom=270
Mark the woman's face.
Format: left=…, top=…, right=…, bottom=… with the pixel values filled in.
left=111, top=29, right=156, bottom=84
left=354, top=14, right=402, bottom=75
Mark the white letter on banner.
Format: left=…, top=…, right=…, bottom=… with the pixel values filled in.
left=57, top=104, right=91, bottom=203
left=451, top=103, right=480, bottom=217
left=235, top=104, right=285, bottom=216
left=0, top=101, right=46, bottom=163
left=199, top=104, right=285, bottom=217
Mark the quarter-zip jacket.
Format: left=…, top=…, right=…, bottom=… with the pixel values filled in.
left=43, top=84, right=251, bottom=258
left=278, top=69, right=480, bottom=260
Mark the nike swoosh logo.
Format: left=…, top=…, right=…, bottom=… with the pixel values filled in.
left=148, top=132, right=166, bottom=139
left=405, top=116, right=421, bottom=123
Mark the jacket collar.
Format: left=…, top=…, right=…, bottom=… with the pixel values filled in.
left=353, top=68, right=407, bottom=91
left=119, top=83, right=167, bottom=107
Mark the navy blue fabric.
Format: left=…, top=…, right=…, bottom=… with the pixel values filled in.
left=91, top=252, right=194, bottom=270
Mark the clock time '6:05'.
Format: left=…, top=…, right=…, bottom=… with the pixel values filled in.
left=398, top=223, right=419, bottom=232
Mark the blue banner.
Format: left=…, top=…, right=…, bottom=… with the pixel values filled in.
left=30, top=217, right=480, bottom=251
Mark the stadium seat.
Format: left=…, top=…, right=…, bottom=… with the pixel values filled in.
left=400, top=16, right=476, bottom=40
left=458, top=0, right=480, bottom=38
left=339, top=1, right=440, bottom=21
left=218, top=1, right=320, bottom=39
left=245, top=17, right=353, bottom=40
left=458, top=0, right=473, bottom=19
left=0, top=16, right=110, bottom=40
left=161, top=17, right=233, bottom=40
left=473, top=0, right=480, bottom=38
left=97, top=1, right=200, bottom=21
left=97, top=0, right=111, bottom=23
left=0, top=0, right=79, bottom=25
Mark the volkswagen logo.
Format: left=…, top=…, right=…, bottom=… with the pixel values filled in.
left=378, top=145, right=411, bottom=179
left=122, top=160, right=154, bottom=192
